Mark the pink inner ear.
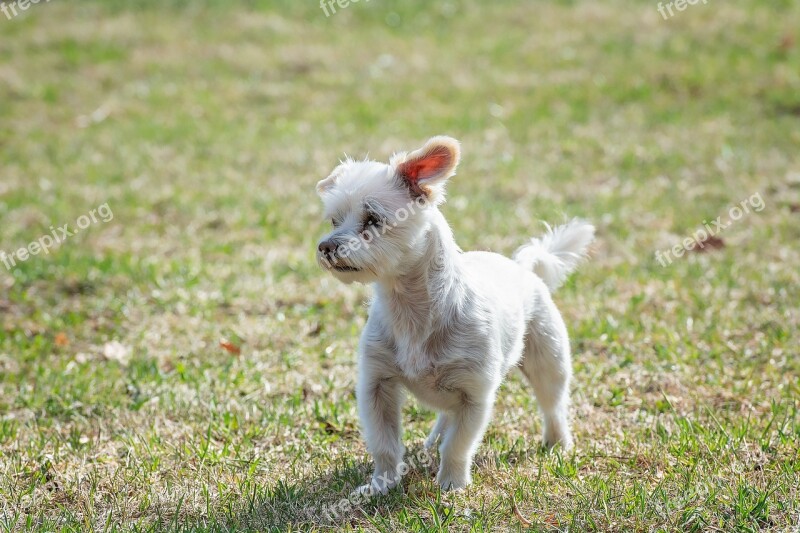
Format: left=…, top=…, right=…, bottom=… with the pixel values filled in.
left=398, top=145, right=452, bottom=183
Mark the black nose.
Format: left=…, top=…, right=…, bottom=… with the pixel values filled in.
left=318, top=240, right=337, bottom=256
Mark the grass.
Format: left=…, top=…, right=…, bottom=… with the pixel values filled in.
left=0, top=0, right=798, bottom=531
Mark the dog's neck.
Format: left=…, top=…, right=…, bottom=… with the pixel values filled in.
left=375, top=210, right=462, bottom=375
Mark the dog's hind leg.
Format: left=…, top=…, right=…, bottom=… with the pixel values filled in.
left=519, top=300, right=574, bottom=450
left=436, top=399, right=494, bottom=490
left=424, top=412, right=449, bottom=450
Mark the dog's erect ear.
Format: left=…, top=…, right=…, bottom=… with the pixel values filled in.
left=391, top=136, right=460, bottom=201
left=316, top=162, right=348, bottom=195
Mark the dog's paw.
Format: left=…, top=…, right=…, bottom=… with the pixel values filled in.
left=356, top=483, right=387, bottom=497
left=543, top=433, right=573, bottom=452
left=436, top=470, right=470, bottom=491
left=358, top=470, right=402, bottom=497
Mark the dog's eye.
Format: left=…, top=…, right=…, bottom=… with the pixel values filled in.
left=331, top=218, right=340, bottom=228
left=364, top=213, right=382, bottom=228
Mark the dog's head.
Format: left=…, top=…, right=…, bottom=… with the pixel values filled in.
left=315, top=136, right=461, bottom=283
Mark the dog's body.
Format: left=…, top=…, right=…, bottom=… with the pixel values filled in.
left=316, top=136, right=594, bottom=492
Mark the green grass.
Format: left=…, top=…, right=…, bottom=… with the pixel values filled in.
left=1, top=0, right=798, bottom=531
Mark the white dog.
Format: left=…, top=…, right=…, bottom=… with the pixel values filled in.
left=315, top=136, right=594, bottom=492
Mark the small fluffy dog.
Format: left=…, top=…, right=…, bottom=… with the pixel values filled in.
left=315, top=136, right=594, bottom=492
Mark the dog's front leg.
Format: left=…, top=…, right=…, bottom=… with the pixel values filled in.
left=436, top=401, right=493, bottom=490
left=356, top=364, right=405, bottom=495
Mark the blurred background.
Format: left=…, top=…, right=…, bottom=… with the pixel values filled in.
left=0, top=1, right=798, bottom=530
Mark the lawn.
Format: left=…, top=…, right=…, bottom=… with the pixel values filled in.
left=0, top=0, right=798, bottom=531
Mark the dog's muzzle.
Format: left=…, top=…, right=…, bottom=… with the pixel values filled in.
left=317, top=239, right=361, bottom=272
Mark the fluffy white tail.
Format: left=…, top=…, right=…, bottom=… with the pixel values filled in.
left=513, top=219, right=595, bottom=291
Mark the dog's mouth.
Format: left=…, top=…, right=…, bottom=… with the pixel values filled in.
left=332, top=265, right=361, bottom=272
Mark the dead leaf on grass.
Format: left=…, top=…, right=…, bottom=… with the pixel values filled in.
left=778, top=33, right=795, bottom=53
left=692, top=234, right=725, bottom=252
left=54, top=332, right=69, bottom=347
left=219, top=339, right=241, bottom=355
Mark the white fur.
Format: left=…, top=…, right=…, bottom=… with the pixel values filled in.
left=316, top=136, right=594, bottom=492
left=513, top=219, right=596, bottom=291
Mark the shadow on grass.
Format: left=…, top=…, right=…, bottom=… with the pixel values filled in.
left=228, top=444, right=441, bottom=531
left=165, top=441, right=553, bottom=531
